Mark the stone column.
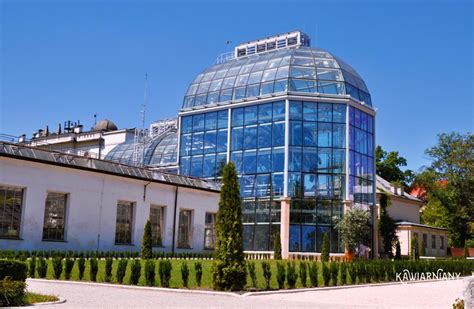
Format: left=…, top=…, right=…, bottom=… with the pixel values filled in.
left=280, top=197, right=291, bottom=259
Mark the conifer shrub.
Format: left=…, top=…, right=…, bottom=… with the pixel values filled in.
left=410, top=235, right=419, bottom=260
left=194, top=262, right=203, bottom=287
left=104, top=258, right=113, bottom=282
left=347, top=262, right=357, bottom=284
left=141, top=220, right=153, bottom=260
left=212, top=163, right=246, bottom=291
left=52, top=257, right=63, bottom=279
left=247, top=262, right=257, bottom=288
left=395, top=240, right=401, bottom=260
left=77, top=258, right=86, bottom=280
left=299, top=261, right=307, bottom=287
left=273, top=233, right=282, bottom=260
left=321, top=233, right=330, bottom=262
left=0, top=277, right=26, bottom=307
left=145, top=260, right=156, bottom=286
left=89, top=258, right=98, bottom=282
left=330, top=262, right=338, bottom=286
left=261, top=261, right=272, bottom=290
left=129, top=259, right=141, bottom=285
left=159, top=260, right=172, bottom=287
left=322, top=262, right=330, bottom=286
left=116, top=259, right=128, bottom=284
left=28, top=257, right=36, bottom=278
left=180, top=262, right=189, bottom=288
left=276, top=262, right=286, bottom=289
left=64, top=257, right=74, bottom=280
left=286, top=262, right=298, bottom=289
left=308, top=262, right=318, bottom=287
left=340, top=262, right=347, bottom=285
left=37, top=258, right=48, bottom=279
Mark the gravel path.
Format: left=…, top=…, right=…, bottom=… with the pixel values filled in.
left=26, top=278, right=464, bottom=308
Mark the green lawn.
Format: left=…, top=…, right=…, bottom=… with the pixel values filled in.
left=34, top=259, right=339, bottom=290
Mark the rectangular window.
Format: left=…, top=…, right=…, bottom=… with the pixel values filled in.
left=115, top=201, right=134, bottom=244
left=431, top=235, right=436, bottom=249
left=422, top=233, right=427, bottom=249
left=0, top=186, right=24, bottom=239
left=150, top=205, right=164, bottom=246
left=42, top=192, right=68, bottom=241
left=204, top=212, right=216, bottom=249
left=440, top=236, right=444, bottom=249
left=178, top=209, right=193, bottom=248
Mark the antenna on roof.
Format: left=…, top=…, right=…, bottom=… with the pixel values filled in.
left=93, top=113, right=97, bottom=125
left=140, top=73, right=148, bottom=129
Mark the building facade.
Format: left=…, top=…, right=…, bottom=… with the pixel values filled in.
left=177, top=31, right=376, bottom=257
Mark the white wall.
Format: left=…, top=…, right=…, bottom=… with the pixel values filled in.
left=387, top=197, right=421, bottom=223
left=0, top=157, right=219, bottom=252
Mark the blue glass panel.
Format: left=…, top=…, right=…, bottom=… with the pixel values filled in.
left=203, top=131, right=216, bottom=154
left=302, top=225, right=316, bottom=252
left=181, top=116, right=193, bottom=134
left=272, top=148, right=284, bottom=172
left=303, top=122, right=317, bottom=147
left=318, top=123, right=332, bottom=147
left=272, top=122, right=285, bottom=146
left=243, top=200, right=255, bottom=223
left=360, top=112, right=368, bottom=131
left=220, top=89, right=233, bottom=102
left=194, top=94, right=207, bottom=106
left=317, top=200, right=332, bottom=224
left=233, top=87, right=246, bottom=100
left=273, top=101, right=285, bottom=121
left=258, top=103, right=273, bottom=123
left=183, top=96, right=195, bottom=108
left=180, top=134, right=192, bottom=156
left=367, top=114, right=374, bottom=133
left=319, top=82, right=345, bottom=95
left=333, top=123, right=345, bottom=148
left=332, top=149, right=345, bottom=173
left=288, top=172, right=302, bottom=197
left=192, top=114, right=205, bottom=132
left=333, top=104, right=346, bottom=123
left=290, top=200, right=301, bottom=224
left=345, top=83, right=360, bottom=101
left=216, top=153, right=227, bottom=177
left=317, top=174, right=333, bottom=198
left=289, top=147, right=302, bottom=172
left=203, top=154, right=216, bottom=177
left=359, top=91, right=372, bottom=106
left=301, top=200, right=316, bottom=224
left=191, top=132, right=204, bottom=155
left=180, top=156, right=191, bottom=175
left=274, top=79, right=288, bottom=92
left=289, top=101, right=302, bottom=120
left=318, top=148, right=331, bottom=173
left=303, top=102, right=318, bottom=121
left=246, top=84, right=260, bottom=98
left=260, top=82, right=274, bottom=95
left=289, top=121, right=302, bottom=146
left=316, top=225, right=330, bottom=252
left=333, top=175, right=345, bottom=199
left=231, top=127, right=243, bottom=150
left=318, top=103, right=332, bottom=122
left=349, top=126, right=355, bottom=150
left=258, top=124, right=272, bottom=148
left=241, top=175, right=255, bottom=198
left=243, top=126, right=257, bottom=149
left=216, top=129, right=228, bottom=152
left=244, top=105, right=258, bottom=125
left=254, top=224, right=270, bottom=250
left=217, top=110, right=228, bottom=129
left=302, top=147, right=318, bottom=172
left=205, top=112, right=217, bottom=130
left=243, top=150, right=257, bottom=174
left=190, top=156, right=203, bottom=177
left=256, top=175, right=271, bottom=198
left=231, top=151, right=243, bottom=174
left=272, top=173, right=284, bottom=196
left=232, top=107, right=244, bottom=127
left=289, top=224, right=301, bottom=252
left=354, top=108, right=361, bottom=128
left=303, top=173, right=317, bottom=197
left=207, top=92, right=220, bottom=104
left=243, top=225, right=254, bottom=251
left=257, top=149, right=272, bottom=173
left=289, top=79, right=317, bottom=93
left=367, top=133, right=374, bottom=156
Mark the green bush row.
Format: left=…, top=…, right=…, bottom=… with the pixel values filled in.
left=0, top=260, right=28, bottom=306
left=0, top=259, right=28, bottom=281
left=0, top=250, right=213, bottom=260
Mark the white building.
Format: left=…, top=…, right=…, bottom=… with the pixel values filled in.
left=0, top=142, right=219, bottom=253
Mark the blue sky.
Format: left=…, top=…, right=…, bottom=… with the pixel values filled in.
left=1, top=0, right=472, bottom=171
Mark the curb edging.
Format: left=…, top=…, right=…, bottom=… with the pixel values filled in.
left=31, top=297, right=66, bottom=306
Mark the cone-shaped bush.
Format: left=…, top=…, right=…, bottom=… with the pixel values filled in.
left=104, top=258, right=113, bottom=282
left=78, top=257, right=86, bottom=280
left=129, top=259, right=141, bottom=285
left=321, top=233, right=330, bottom=262
left=212, top=162, right=246, bottom=291
left=308, top=262, right=318, bottom=287
left=273, top=233, right=282, bottom=260
left=299, top=262, right=307, bottom=287
left=410, top=235, right=419, bottom=260
left=28, top=257, right=36, bottom=278
left=276, top=262, right=286, bottom=289
left=262, top=261, right=271, bottom=290
left=52, top=257, right=62, bottom=279
left=64, top=257, right=74, bottom=280
left=194, top=262, right=202, bottom=287
left=90, top=258, right=98, bottom=282
left=181, top=262, right=189, bottom=288
left=248, top=262, right=257, bottom=288
left=141, top=220, right=153, bottom=260
left=145, top=260, right=156, bottom=286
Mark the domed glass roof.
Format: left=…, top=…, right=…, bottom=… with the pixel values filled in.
left=183, top=46, right=371, bottom=109
left=105, top=131, right=178, bottom=167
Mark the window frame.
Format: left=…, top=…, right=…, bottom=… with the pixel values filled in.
left=42, top=191, right=69, bottom=242
left=0, top=185, right=25, bottom=240
left=177, top=209, right=193, bottom=249
left=204, top=212, right=217, bottom=250
left=114, top=200, right=135, bottom=245
left=149, top=204, right=165, bottom=247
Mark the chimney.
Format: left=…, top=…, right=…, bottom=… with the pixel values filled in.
left=19, top=134, right=26, bottom=143
left=74, top=125, right=83, bottom=134
left=38, top=129, right=44, bottom=138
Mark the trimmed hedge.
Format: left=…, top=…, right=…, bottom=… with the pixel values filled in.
left=0, top=260, right=27, bottom=281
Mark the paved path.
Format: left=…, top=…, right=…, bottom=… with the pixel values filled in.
left=26, top=278, right=464, bottom=308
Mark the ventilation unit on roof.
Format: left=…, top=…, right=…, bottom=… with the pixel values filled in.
left=234, top=30, right=310, bottom=59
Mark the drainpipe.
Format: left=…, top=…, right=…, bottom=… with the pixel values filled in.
left=171, top=185, right=179, bottom=255
left=143, top=180, right=152, bottom=201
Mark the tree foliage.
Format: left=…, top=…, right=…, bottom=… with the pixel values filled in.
left=376, top=145, right=414, bottom=188
left=273, top=232, right=282, bottom=260
left=378, top=192, right=398, bottom=258
left=410, top=234, right=419, bottom=260
left=335, top=208, right=371, bottom=253
left=212, top=162, right=246, bottom=291
left=321, top=233, right=330, bottom=262
left=141, top=220, right=153, bottom=260
left=414, top=132, right=473, bottom=247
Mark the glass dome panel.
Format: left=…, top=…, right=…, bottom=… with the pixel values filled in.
left=183, top=46, right=372, bottom=109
